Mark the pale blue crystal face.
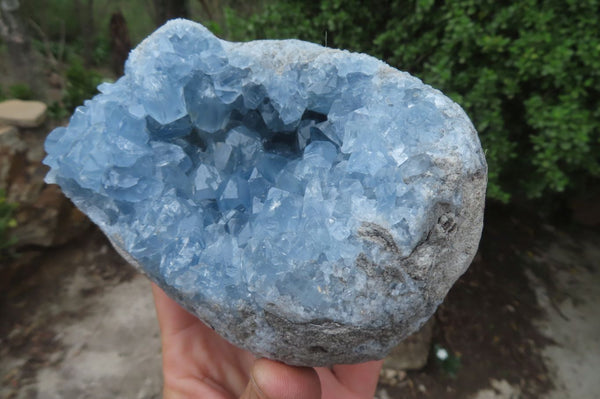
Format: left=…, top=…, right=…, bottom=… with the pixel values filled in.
left=44, top=20, right=486, bottom=363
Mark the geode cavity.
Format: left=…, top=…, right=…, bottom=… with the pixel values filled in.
left=44, top=19, right=487, bottom=366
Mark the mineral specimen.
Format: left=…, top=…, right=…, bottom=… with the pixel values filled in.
left=43, top=19, right=487, bottom=366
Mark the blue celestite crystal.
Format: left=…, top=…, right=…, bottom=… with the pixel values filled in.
left=44, top=20, right=487, bottom=366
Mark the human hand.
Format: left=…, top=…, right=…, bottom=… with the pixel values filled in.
left=152, top=283, right=383, bottom=399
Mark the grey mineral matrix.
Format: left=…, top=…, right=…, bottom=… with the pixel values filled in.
left=43, top=19, right=487, bottom=366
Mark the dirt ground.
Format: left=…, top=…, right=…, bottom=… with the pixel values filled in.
left=0, top=230, right=162, bottom=399
left=376, top=206, right=600, bottom=399
left=1, top=205, right=599, bottom=399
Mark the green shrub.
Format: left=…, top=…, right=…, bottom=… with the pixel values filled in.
left=9, top=83, right=34, bottom=100
left=47, top=101, right=69, bottom=121
left=93, top=34, right=111, bottom=66
left=0, top=189, right=17, bottom=258
left=62, top=59, right=103, bottom=111
left=225, top=0, right=600, bottom=202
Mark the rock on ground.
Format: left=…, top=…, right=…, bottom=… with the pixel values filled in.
left=383, top=317, right=434, bottom=371
left=469, top=379, right=521, bottom=399
left=0, top=100, right=47, bottom=128
left=0, top=119, right=90, bottom=248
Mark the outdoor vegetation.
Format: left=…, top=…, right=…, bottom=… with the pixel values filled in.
left=0, top=0, right=596, bottom=250
left=0, top=0, right=597, bottom=257
left=2, top=0, right=597, bottom=204
left=224, top=0, right=600, bottom=203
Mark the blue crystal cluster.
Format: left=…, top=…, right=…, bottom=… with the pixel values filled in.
left=44, top=20, right=486, bottom=365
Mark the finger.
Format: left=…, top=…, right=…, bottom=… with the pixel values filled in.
left=331, top=360, right=383, bottom=397
left=240, top=358, right=321, bottom=399
left=151, top=282, right=202, bottom=336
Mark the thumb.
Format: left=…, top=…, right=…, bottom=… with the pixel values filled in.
left=240, top=358, right=321, bottom=399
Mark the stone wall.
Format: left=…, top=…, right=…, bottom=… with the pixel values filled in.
left=0, top=100, right=90, bottom=249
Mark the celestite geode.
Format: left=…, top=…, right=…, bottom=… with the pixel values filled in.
left=44, top=19, right=487, bottom=366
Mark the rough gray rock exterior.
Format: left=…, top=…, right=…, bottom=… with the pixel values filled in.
left=111, top=164, right=485, bottom=366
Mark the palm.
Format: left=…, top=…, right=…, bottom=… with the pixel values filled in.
left=152, top=284, right=383, bottom=399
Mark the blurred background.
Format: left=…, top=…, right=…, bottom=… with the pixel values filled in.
left=0, top=1, right=598, bottom=398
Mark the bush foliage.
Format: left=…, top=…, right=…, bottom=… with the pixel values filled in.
left=225, top=0, right=600, bottom=202
left=8, top=83, right=34, bottom=100
left=62, top=59, right=103, bottom=112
